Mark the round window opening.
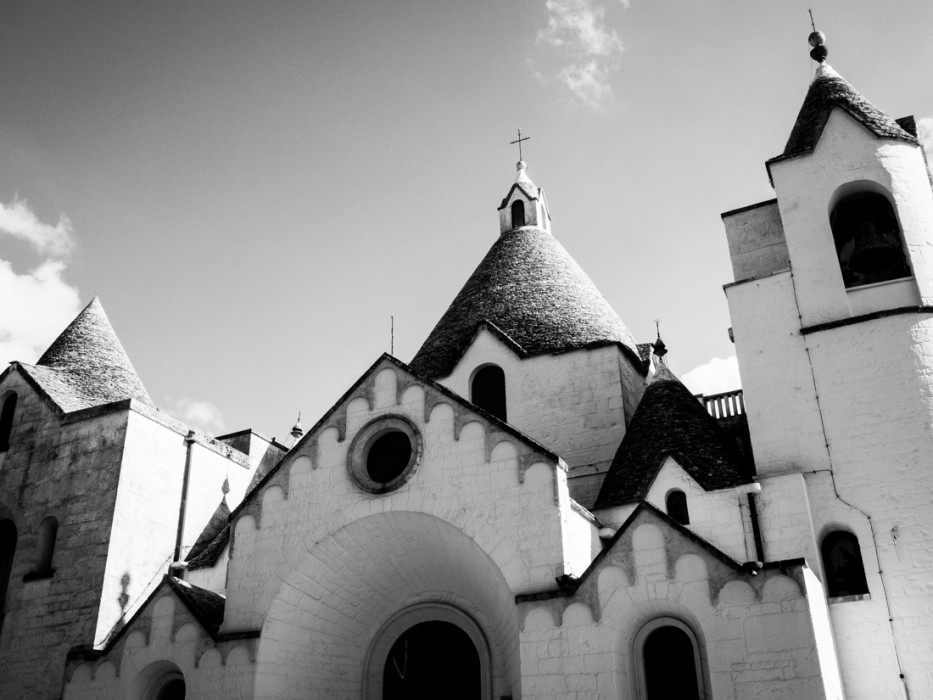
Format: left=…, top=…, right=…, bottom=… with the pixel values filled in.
left=366, top=430, right=413, bottom=483
left=349, top=416, right=422, bottom=494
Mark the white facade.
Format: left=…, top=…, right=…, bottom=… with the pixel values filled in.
left=5, top=44, right=933, bottom=700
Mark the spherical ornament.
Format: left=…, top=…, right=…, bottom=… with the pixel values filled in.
left=808, top=30, right=826, bottom=48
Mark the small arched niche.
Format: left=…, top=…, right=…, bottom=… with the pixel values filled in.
left=470, top=364, right=507, bottom=421
left=634, top=617, right=707, bottom=700
left=829, top=184, right=911, bottom=288
left=821, top=529, right=869, bottom=599
left=134, top=660, right=186, bottom=700
left=665, top=489, right=690, bottom=525
left=510, top=200, right=526, bottom=229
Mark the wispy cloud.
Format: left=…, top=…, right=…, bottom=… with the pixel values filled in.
left=172, top=397, right=226, bottom=434
left=0, top=196, right=74, bottom=257
left=536, top=0, right=627, bottom=108
left=0, top=198, right=81, bottom=368
left=681, top=355, right=741, bottom=396
left=919, top=117, right=933, bottom=178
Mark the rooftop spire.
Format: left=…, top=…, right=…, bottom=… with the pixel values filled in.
left=36, top=297, right=153, bottom=406
left=290, top=411, right=304, bottom=441
left=807, top=11, right=828, bottom=63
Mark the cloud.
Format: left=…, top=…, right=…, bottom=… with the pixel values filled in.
left=536, top=0, right=627, bottom=108
left=919, top=117, right=933, bottom=178
left=172, top=398, right=226, bottom=434
left=681, top=355, right=741, bottom=396
left=0, top=259, right=82, bottom=367
left=0, top=197, right=82, bottom=368
left=0, top=196, right=74, bottom=257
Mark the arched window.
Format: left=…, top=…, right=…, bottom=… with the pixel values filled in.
left=0, top=392, right=17, bottom=453
left=821, top=530, right=869, bottom=598
left=830, top=190, right=910, bottom=288
left=635, top=618, right=706, bottom=700
left=470, top=365, right=507, bottom=421
left=666, top=489, right=690, bottom=525
left=0, top=519, right=17, bottom=635
left=33, top=516, right=58, bottom=577
left=510, top=200, right=525, bottom=229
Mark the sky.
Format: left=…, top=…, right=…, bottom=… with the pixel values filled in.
left=1, top=0, right=931, bottom=438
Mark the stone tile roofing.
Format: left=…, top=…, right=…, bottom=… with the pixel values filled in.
left=410, top=228, right=640, bottom=379
left=165, top=577, right=225, bottom=637
left=186, top=498, right=231, bottom=569
left=593, top=370, right=750, bottom=509
left=778, top=63, right=916, bottom=160
left=18, top=297, right=152, bottom=412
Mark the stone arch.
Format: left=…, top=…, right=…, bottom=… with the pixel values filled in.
left=254, top=511, right=520, bottom=699
left=132, top=660, right=186, bottom=700
left=363, top=602, right=491, bottom=700
left=632, top=616, right=709, bottom=700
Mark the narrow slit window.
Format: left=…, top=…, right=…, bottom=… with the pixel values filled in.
left=34, top=517, right=58, bottom=577
left=0, top=392, right=17, bottom=453
left=0, top=519, right=16, bottom=635
left=471, top=365, right=507, bottom=421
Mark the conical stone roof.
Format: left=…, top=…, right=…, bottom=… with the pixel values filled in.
left=410, top=227, right=639, bottom=380
left=593, top=369, right=748, bottom=510
left=23, top=297, right=153, bottom=410
left=779, top=63, right=916, bottom=160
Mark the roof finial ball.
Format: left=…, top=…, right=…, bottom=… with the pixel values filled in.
left=808, top=9, right=828, bottom=63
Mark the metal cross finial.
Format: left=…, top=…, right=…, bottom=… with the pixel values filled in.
left=510, top=128, right=531, bottom=161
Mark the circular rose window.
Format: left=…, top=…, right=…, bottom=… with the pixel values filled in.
left=348, top=416, right=422, bottom=493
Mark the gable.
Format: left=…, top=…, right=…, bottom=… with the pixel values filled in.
left=229, top=353, right=562, bottom=523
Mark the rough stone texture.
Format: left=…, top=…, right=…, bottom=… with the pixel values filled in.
left=777, top=63, right=916, bottom=162
left=29, top=297, right=153, bottom=410
left=409, top=226, right=641, bottom=380
left=0, top=370, right=130, bottom=700
left=593, top=374, right=750, bottom=509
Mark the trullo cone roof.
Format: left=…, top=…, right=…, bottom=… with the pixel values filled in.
left=410, top=228, right=639, bottom=380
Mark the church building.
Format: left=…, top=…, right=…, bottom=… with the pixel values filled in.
left=1, top=30, right=932, bottom=699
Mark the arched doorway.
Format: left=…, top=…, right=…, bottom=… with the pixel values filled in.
left=383, top=620, right=480, bottom=699
left=634, top=617, right=706, bottom=700
left=133, top=660, right=186, bottom=700
left=365, top=603, right=491, bottom=700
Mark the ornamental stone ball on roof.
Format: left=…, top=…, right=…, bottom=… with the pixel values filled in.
left=771, top=24, right=917, bottom=168
left=409, top=159, right=641, bottom=380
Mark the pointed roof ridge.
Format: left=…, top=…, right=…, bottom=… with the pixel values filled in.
left=409, top=228, right=640, bottom=379
left=36, top=297, right=152, bottom=406
left=777, top=60, right=916, bottom=162
left=593, top=371, right=749, bottom=509
left=186, top=497, right=232, bottom=568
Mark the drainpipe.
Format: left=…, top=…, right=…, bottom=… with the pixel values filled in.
left=172, top=431, right=197, bottom=566
left=746, top=493, right=765, bottom=563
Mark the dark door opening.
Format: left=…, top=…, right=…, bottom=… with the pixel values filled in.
left=383, top=620, right=480, bottom=700
left=643, top=625, right=700, bottom=700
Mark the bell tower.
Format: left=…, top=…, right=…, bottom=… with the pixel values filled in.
left=722, top=28, right=933, bottom=700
